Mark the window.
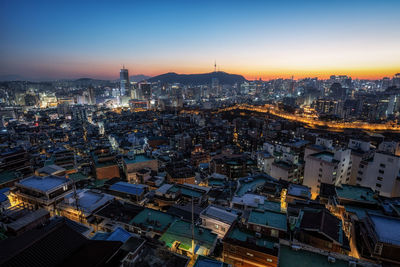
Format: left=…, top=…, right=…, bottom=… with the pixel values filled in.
left=271, top=229, right=279, bottom=238
left=377, top=177, right=383, bottom=181
left=378, top=170, right=384, bottom=174
left=215, top=224, right=219, bottom=229
left=267, top=259, right=273, bottom=263
left=376, top=183, right=382, bottom=188
left=380, top=163, right=386, bottom=168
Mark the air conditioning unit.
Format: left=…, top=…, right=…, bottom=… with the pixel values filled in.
left=328, top=256, right=336, bottom=263
left=255, top=232, right=262, bottom=238
left=291, top=245, right=301, bottom=251
left=348, top=260, right=357, bottom=267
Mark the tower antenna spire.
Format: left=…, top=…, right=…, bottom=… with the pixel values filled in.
left=214, top=60, right=217, bottom=72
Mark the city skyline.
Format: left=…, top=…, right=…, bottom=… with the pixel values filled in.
left=1, top=0, right=400, bottom=80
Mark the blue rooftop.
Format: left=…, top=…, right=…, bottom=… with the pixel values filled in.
left=109, top=182, right=146, bottom=196
left=18, top=175, right=69, bottom=192
left=92, top=226, right=132, bottom=242
left=194, top=255, right=227, bottom=267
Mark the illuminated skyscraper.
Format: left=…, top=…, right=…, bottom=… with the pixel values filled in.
left=120, top=66, right=129, bottom=96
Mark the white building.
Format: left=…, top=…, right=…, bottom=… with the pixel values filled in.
left=357, top=150, right=400, bottom=198
left=303, top=148, right=352, bottom=197
left=200, top=205, right=237, bottom=238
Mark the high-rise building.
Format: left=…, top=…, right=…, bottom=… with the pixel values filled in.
left=88, top=86, right=95, bottom=105
left=356, top=141, right=400, bottom=197
left=120, top=67, right=129, bottom=96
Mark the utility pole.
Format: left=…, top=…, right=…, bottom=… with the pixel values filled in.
left=191, top=195, right=195, bottom=256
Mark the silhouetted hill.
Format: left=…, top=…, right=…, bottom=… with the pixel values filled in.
left=148, top=71, right=246, bottom=85
left=130, top=74, right=151, bottom=82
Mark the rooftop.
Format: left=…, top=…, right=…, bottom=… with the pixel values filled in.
left=288, top=184, right=311, bottom=199
left=279, top=244, right=348, bottom=267
left=62, top=189, right=114, bottom=213
left=17, top=175, right=70, bottom=193
left=201, top=205, right=238, bottom=224
left=168, top=185, right=204, bottom=198
left=336, top=185, right=378, bottom=204
left=0, top=171, right=18, bottom=185
left=67, top=172, right=89, bottom=182
left=130, top=208, right=176, bottom=232
left=160, top=220, right=217, bottom=254
left=109, top=182, right=147, bottom=196
left=226, top=227, right=275, bottom=250
left=248, top=210, right=287, bottom=231
left=193, top=255, right=228, bottom=267
left=94, top=200, right=144, bottom=224
left=236, top=175, right=271, bottom=197
left=369, top=213, right=400, bottom=246
left=92, top=226, right=132, bottom=243
left=310, top=151, right=338, bottom=163
left=123, top=154, right=155, bottom=164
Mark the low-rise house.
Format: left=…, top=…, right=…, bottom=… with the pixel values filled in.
left=130, top=208, right=176, bottom=237
left=57, top=189, right=114, bottom=224
left=10, top=175, right=73, bottom=213
left=91, top=148, right=120, bottom=180
left=93, top=200, right=144, bottom=232
left=160, top=220, right=218, bottom=257
left=107, top=181, right=148, bottom=203
left=358, top=213, right=400, bottom=265
left=231, top=193, right=282, bottom=213
left=92, top=226, right=133, bottom=243
left=294, top=209, right=350, bottom=254
left=278, top=240, right=378, bottom=267
left=1, top=208, right=50, bottom=236
left=246, top=209, right=287, bottom=239
left=200, top=205, right=238, bottom=238
left=286, top=184, right=311, bottom=204
left=222, top=225, right=279, bottom=267
left=123, top=154, right=158, bottom=183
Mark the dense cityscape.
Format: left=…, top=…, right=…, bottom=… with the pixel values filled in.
left=0, top=68, right=399, bottom=266
left=1, top=1, right=400, bottom=267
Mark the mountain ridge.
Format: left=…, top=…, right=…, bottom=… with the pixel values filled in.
left=148, top=71, right=246, bottom=85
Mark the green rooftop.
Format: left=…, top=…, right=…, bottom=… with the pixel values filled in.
left=259, top=200, right=282, bottom=213
left=236, top=177, right=268, bottom=197
left=88, top=179, right=108, bottom=189
left=279, top=245, right=348, bottom=267
left=248, top=210, right=287, bottom=231
left=160, top=220, right=217, bottom=255
left=168, top=185, right=203, bottom=198
left=123, top=154, right=155, bottom=164
left=130, top=208, right=176, bottom=232
left=0, top=171, right=18, bottom=185
left=68, top=172, right=89, bottom=182
left=336, top=185, right=378, bottom=204
left=227, top=227, right=275, bottom=249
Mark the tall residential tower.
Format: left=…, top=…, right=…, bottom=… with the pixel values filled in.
left=120, top=66, right=129, bottom=96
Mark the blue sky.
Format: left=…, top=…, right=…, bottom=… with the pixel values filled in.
left=1, top=0, right=399, bottom=80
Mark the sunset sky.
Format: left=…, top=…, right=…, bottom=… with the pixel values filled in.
left=1, top=0, right=399, bottom=80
